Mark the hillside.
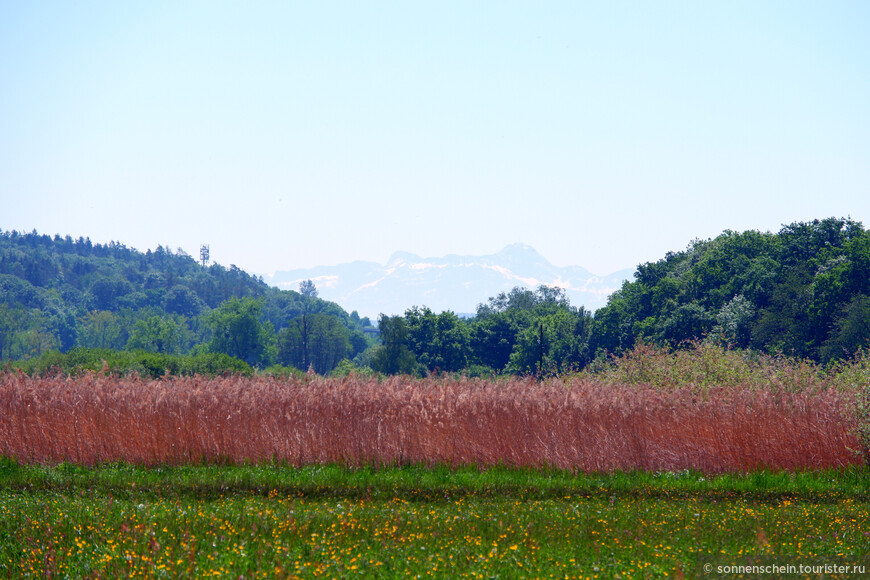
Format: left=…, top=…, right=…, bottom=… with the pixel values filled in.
left=0, top=229, right=371, bottom=366
left=589, top=217, right=870, bottom=362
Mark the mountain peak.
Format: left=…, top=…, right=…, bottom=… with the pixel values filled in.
left=386, top=251, right=421, bottom=267
left=493, top=243, right=550, bottom=269
left=265, top=246, right=631, bottom=318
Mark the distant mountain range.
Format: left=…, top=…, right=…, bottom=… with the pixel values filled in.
left=261, top=244, right=633, bottom=319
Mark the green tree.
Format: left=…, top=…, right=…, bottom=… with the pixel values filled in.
left=78, top=310, right=125, bottom=350
left=469, top=311, right=523, bottom=371
left=87, top=276, right=133, bottom=310
left=277, top=318, right=306, bottom=371
left=299, top=279, right=318, bottom=298
left=470, top=285, right=576, bottom=372
left=589, top=281, right=645, bottom=356
left=277, top=313, right=351, bottom=374
left=126, top=315, right=190, bottom=355
left=308, top=315, right=351, bottom=374
left=9, top=329, right=57, bottom=360
left=163, top=285, right=205, bottom=317
left=404, top=307, right=470, bottom=373
left=508, top=308, right=592, bottom=376
left=710, top=294, right=756, bottom=347
left=370, top=315, right=419, bottom=375
left=658, top=303, right=716, bottom=345
left=820, top=294, right=870, bottom=362
left=0, top=304, right=25, bottom=360
left=206, top=298, right=275, bottom=367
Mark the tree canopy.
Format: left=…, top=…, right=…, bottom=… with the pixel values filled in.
left=0, top=229, right=372, bottom=371
left=590, top=217, right=870, bottom=362
left=4, top=218, right=870, bottom=376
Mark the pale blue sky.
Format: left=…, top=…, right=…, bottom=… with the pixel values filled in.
left=2, top=1, right=868, bottom=277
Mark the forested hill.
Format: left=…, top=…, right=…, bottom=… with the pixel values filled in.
left=3, top=218, right=869, bottom=377
left=589, top=217, right=870, bottom=362
left=0, top=230, right=372, bottom=369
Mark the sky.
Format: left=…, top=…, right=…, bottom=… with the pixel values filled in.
left=2, top=1, right=869, bottom=278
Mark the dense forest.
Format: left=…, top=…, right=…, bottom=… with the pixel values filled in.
left=2, top=217, right=869, bottom=376
left=371, top=217, right=870, bottom=375
left=0, top=230, right=374, bottom=374
left=590, top=216, right=870, bottom=363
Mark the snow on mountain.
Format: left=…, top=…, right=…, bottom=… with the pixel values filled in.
left=262, top=244, right=633, bottom=319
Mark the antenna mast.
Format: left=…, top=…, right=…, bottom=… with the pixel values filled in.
left=199, top=244, right=210, bottom=267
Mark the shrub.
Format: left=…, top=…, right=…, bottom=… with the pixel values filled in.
left=579, top=340, right=843, bottom=393
left=260, top=364, right=305, bottom=379
left=9, top=348, right=252, bottom=378
left=329, top=359, right=374, bottom=378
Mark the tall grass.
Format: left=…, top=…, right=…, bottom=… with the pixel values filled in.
left=580, top=340, right=870, bottom=393
left=0, top=367, right=861, bottom=472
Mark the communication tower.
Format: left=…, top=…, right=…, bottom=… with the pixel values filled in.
left=199, top=244, right=210, bottom=267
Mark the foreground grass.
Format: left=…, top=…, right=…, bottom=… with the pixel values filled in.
left=2, top=461, right=869, bottom=578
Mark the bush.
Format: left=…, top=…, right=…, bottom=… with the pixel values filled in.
left=579, top=340, right=834, bottom=393
left=260, top=364, right=304, bottom=379
left=458, top=364, right=500, bottom=379
left=9, top=348, right=252, bottom=378
left=329, top=359, right=374, bottom=378
left=181, top=352, right=253, bottom=377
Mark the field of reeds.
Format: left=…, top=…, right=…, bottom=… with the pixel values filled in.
left=1, top=343, right=868, bottom=472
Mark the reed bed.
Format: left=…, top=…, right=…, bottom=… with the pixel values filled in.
left=0, top=370, right=862, bottom=473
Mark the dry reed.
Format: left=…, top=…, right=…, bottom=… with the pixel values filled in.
left=0, top=371, right=861, bottom=473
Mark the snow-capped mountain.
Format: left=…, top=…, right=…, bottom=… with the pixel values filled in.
left=262, top=244, right=633, bottom=319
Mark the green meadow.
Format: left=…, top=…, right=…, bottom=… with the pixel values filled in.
left=2, top=461, right=868, bottom=579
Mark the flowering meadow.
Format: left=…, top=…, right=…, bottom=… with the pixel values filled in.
left=1, top=462, right=869, bottom=578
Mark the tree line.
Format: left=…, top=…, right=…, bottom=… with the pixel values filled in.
left=370, top=287, right=592, bottom=376
left=368, top=217, right=870, bottom=376
left=0, top=230, right=374, bottom=374
left=3, top=217, right=870, bottom=377
left=591, top=217, right=870, bottom=363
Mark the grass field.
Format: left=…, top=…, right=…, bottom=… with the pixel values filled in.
left=1, top=461, right=869, bottom=578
